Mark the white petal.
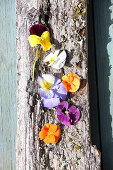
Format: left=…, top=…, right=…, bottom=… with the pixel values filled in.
left=42, top=74, right=55, bottom=84
left=52, top=60, right=66, bottom=69
left=54, top=50, right=60, bottom=57
left=38, top=76, right=44, bottom=88
left=52, top=50, right=67, bottom=69
left=57, top=50, right=66, bottom=61
left=43, top=52, right=55, bottom=62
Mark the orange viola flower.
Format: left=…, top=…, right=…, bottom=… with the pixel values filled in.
left=39, top=124, right=61, bottom=144
left=62, top=72, right=80, bottom=92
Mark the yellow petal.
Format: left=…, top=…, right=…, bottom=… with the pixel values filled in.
left=40, top=31, right=52, bottom=51
left=62, top=75, right=69, bottom=81
left=28, top=35, right=41, bottom=47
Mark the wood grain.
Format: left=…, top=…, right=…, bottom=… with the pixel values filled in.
left=16, top=0, right=100, bottom=169
left=0, top=0, right=17, bottom=170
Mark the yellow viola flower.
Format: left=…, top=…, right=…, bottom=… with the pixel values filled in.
left=28, top=24, right=52, bottom=81
left=28, top=24, right=52, bottom=51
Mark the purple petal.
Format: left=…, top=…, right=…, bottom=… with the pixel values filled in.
left=54, top=77, right=61, bottom=85
left=53, top=82, right=67, bottom=100
left=58, top=101, right=69, bottom=110
left=41, top=97, right=60, bottom=108
left=56, top=101, right=68, bottom=115
left=69, top=108, right=80, bottom=123
left=57, top=114, right=71, bottom=126
left=56, top=106, right=64, bottom=115
left=30, top=24, right=49, bottom=37
left=38, top=88, right=54, bottom=99
left=68, top=105, right=77, bottom=114
left=64, top=121, right=71, bottom=126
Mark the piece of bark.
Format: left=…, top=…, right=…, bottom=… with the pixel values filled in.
left=16, top=0, right=101, bottom=169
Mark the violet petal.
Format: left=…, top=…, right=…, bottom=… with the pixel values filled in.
left=57, top=114, right=70, bottom=126
left=53, top=82, right=67, bottom=100
left=41, top=97, right=60, bottom=108
left=38, top=88, right=54, bottom=99
left=68, top=105, right=77, bottom=114
left=69, top=108, right=80, bottom=123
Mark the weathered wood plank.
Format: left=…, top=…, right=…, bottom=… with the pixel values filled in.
left=0, top=0, right=17, bottom=170
left=93, top=0, right=113, bottom=169
left=16, top=0, right=100, bottom=169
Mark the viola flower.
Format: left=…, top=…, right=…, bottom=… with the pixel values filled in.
left=38, top=74, right=67, bottom=108
left=28, top=24, right=52, bottom=51
left=44, top=50, right=67, bottom=69
left=39, top=123, right=61, bottom=144
left=62, top=72, right=80, bottom=92
left=56, top=101, right=80, bottom=126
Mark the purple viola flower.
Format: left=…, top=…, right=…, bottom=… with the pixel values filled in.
left=30, top=24, right=49, bottom=37
left=56, top=101, right=80, bottom=126
left=38, top=74, right=67, bottom=108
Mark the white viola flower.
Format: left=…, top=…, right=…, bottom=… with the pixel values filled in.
left=44, top=50, right=67, bottom=69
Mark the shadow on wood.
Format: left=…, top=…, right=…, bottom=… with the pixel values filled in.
left=88, top=0, right=113, bottom=169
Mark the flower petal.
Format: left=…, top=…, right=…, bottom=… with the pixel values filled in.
left=44, top=134, right=56, bottom=144
left=40, top=31, right=52, bottom=51
left=48, top=124, right=58, bottom=134
left=28, top=35, right=41, bottom=47
left=30, top=24, right=49, bottom=37
left=43, top=53, right=56, bottom=63
left=62, top=81, right=71, bottom=92
left=52, top=50, right=66, bottom=69
left=39, top=125, right=49, bottom=140
left=57, top=101, right=69, bottom=110
left=62, top=75, right=69, bottom=81
left=69, top=108, right=80, bottom=123
left=42, top=74, right=55, bottom=85
left=38, top=88, right=54, bottom=99
left=53, top=82, right=67, bottom=100
left=41, top=97, right=60, bottom=108
left=68, top=105, right=77, bottom=114
left=54, top=50, right=60, bottom=57
left=54, top=126, right=61, bottom=138
left=57, top=114, right=71, bottom=126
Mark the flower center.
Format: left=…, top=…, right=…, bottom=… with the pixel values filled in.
left=42, top=81, right=52, bottom=90
left=65, top=111, right=68, bottom=114
left=62, top=108, right=68, bottom=114
left=50, top=57, right=55, bottom=63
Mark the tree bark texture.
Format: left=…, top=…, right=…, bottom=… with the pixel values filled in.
left=16, top=0, right=101, bottom=169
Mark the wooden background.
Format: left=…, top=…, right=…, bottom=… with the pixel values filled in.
left=0, top=0, right=113, bottom=169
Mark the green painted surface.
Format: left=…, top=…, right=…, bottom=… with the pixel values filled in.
left=0, top=0, right=17, bottom=170
left=91, top=0, right=113, bottom=169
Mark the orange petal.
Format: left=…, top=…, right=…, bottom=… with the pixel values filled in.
left=62, top=81, right=71, bottom=92
left=45, top=123, right=50, bottom=128
left=68, top=73, right=75, bottom=82
left=39, top=124, right=49, bottom=140
left=54, top=127, right=61, bottom=138
left=48, top=124, right=58, bottom=134
left=53, top=136, right=60, bottom=144
left=43, top=134, right=56, bottom=144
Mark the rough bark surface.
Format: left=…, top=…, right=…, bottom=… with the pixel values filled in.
left=16, top=0, right=101, bottom=169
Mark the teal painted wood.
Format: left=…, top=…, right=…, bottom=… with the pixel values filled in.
left=92, top=0, right=113, bottom=169
left=0, top=0, right=17, bottom=170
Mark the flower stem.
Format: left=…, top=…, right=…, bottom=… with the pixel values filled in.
left=32, top=46, right=39, bottom=81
